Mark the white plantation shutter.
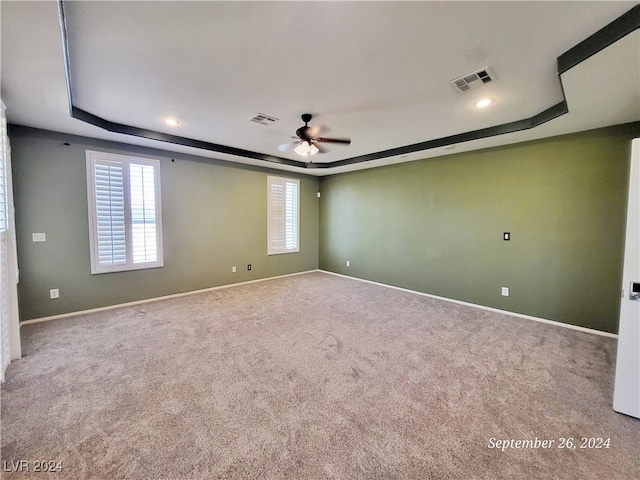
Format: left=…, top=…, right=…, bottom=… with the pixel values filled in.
left=87, top=151, right=163, bottom=274
left=269, top=180, right=286, bottom=253
left=0, top=107, right=10, bottom=378
left=268, top=176, right=299, bottom=255
left=0, top=234, right=9, bottom=381
left=94, top=160, right=126, bottom=268
left=1, top=100, right=21, bottom=381
left=129, top=163, right=158, bottom=264
left=0, top=245, right=8, bottom=381
left=285, top=181, right=298, bottom=251
left=0, top=105, right=8, bottom=233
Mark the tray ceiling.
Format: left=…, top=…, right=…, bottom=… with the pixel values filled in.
left=1, top=1, right=638, bottom=175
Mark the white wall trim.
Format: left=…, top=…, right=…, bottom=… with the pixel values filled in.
left=320, top=270, right=618, bottom=339
left=20, top=270, right=321, bottom=327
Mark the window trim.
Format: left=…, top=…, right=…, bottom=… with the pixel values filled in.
left=267, top=175, right=300, bottom=255
left=86, top=150, right=163, bottom=274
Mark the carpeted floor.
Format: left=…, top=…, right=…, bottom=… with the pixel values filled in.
left=1, top=272, right=638, bottom=479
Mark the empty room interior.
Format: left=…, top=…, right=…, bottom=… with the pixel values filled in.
left=1, top=1, right=639, bottom=479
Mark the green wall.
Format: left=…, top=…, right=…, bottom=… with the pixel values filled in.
left=320, top=124, right=639, bottom=334
left=10, top=126, right=319, bottom=320
left=10, top=123, right=638, bottom=332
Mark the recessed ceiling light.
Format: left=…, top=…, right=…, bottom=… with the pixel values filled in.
left=474, top=98, right=494, bottom=109
left=162, top=117, right=180, bottom=126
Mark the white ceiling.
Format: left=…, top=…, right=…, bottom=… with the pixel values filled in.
left=1, top=1, right=638, bottom=176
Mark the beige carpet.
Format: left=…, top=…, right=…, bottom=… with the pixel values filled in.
left=1, top=272, right=638, bottom=479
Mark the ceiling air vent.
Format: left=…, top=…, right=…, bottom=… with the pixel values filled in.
left=248, top=113, right=279, bottom=126
left=449, top=67, right=496, bottom=94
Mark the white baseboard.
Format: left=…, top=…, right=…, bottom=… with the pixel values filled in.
left=20, top=269, right=321, bottom=327
left=320, top=270, right=618, bottom=339
left=21, top=269, right=618, bottom=339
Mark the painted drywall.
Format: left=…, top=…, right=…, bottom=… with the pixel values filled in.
left=10, top=126, right=319, bottom=320
left=320, top=124, right=639, bottom=334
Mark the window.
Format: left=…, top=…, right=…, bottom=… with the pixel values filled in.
left=86, top=151, right=163, bottom=274
left=267, top=176, right=299, bottom=255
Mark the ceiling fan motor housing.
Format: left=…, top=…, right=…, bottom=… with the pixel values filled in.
left=296, top=114, right=314, bottom=140
left=296, top=126, right=312, bottom=140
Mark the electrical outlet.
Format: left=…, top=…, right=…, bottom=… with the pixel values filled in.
left=49, top=288, right=59, bottom=299
left=247, top=264, right=252, bottom=271
left=32, top=233, right=46, bottom=242
left=232, top=266, right=236, bottom=273
left=503, top=232, right=510, bottom=241
left=346, top=260, right=350, bottom=267
left=317, top=192, right=321, bottom=198
left=501, top=287, right=509, bottom=297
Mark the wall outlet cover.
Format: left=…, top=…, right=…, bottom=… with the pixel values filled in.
left=49, top=288, right=59, bottom=299
left=501, top=287, right=510, bottom=296
left=32, top=233, right=46, bottom=242
left=247, top=264, right=252, bottom=271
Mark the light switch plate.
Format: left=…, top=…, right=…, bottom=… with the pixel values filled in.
left=49, top=288, right=59, bottom=299
left=501, top=287, right=510, bottom=297
left=32, top=232, right=46, bottom=242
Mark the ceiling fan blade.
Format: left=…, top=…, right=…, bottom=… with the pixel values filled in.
left=277, top=142, right=297, bottom=152
left=315, top=137, right=351, bottom=145
left=307, top=124, right=327, bottom=138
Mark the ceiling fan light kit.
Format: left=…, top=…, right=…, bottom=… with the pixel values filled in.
left=294, top=140, right=319, bottom=156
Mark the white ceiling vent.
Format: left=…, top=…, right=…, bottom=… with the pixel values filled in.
left=248, top=113, right=279, bottom=126
left=449, top=67, right=496, bottom=93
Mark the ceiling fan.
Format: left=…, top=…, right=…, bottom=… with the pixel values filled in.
left=278, top=114, right=351, bottom=157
